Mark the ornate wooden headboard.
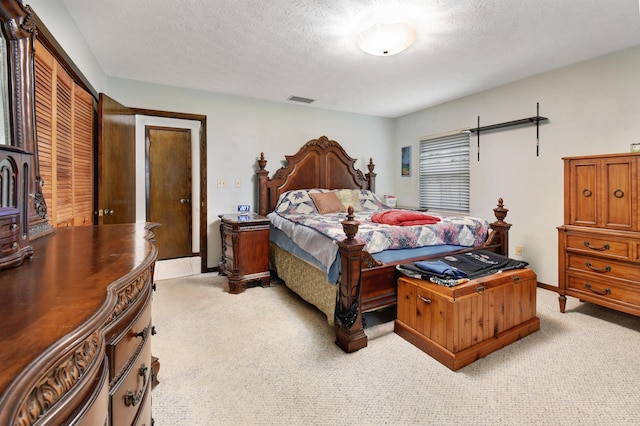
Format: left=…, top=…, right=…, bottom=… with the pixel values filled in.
left=257, top=136, right=376, bottom=216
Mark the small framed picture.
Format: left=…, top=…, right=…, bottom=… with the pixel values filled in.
left=631, top=143, right=640, bottom=153
left=401, top=146, right=411, bottom=176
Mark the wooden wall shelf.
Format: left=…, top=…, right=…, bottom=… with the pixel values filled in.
left=469, top=116, right=548, bottom=133
left=471, top=103, right=547, bottom=159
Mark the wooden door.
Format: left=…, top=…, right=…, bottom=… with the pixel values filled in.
left=146, top=126, right=192, bottom=260
left=98, top=94, right=136, bottom=224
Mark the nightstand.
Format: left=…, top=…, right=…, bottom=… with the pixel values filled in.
left=219, top=213, right=270, bottom=294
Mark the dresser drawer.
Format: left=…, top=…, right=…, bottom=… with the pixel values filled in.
left=565, top=233, right=631, bottom=260
left=567, top=253, right=640, bottom=282
left=108, top=299, right=152, bottom=383
left=0, top=213, right=19, bottom=238
left=110, top=334, right=152, bottom=426
left=0, top=234, right=19, bottom=255
left=566, top=274, right=640, bottom=307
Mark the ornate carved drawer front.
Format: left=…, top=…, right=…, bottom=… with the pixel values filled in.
left=567, top=253, right=640, bottom=282
left=565, top=233, right=631, bottom=261
left=109, top=301, right=153, bottom=383
left=110, top=333, right=152, bottom=426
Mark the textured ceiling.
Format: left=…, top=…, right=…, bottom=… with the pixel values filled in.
left=61, top=0, right=640, bottom=118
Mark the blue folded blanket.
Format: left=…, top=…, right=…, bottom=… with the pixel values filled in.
left=414, top=260, right=468, bottom=279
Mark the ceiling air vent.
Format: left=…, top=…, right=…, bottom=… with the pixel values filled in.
left=287, top=96, right=315, bottom=104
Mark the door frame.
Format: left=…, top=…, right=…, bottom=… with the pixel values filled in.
left=133, top=108, right=208, bottom=273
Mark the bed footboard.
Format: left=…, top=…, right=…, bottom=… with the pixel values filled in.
left=335, top=199, right=511, bottom=353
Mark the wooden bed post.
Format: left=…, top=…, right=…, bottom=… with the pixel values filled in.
left=257, top=152, right=269, bottom=216
left=489, top=198, right=511, bottom=256
left=335, top=207, right=368, bottom=353
left=366, top=158, right=376, bottom=192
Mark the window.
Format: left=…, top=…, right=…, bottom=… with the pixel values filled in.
left=419, top=133, right=470, bottom=213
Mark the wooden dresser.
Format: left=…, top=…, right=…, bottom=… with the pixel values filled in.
left=558, top=152, right=640, bottom=316
left=0, top=223, right=158, bottom=425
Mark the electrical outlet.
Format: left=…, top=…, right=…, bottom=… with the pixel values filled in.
left=217, top=178, right=226, bottom=188
left=515, top=245, right=523, bottom=256
left=235, top=179, right=241, bottom=188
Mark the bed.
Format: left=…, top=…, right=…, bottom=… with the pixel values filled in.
left=257, top=136, right=511, bottom=352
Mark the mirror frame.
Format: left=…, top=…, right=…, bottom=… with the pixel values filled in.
left=0, top=0, right=50, bottom=270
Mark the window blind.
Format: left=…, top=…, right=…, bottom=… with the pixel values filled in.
left=419, top=133, right=470, bottom=213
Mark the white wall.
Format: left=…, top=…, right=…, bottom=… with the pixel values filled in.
left=29, top=0, right=107, bottom=93
left=395, top=45, right=640, bottom=286
left=108, top=78, right=395, bottom=268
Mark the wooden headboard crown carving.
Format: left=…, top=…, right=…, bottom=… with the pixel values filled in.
left=257, top=136, right=376, bottom=215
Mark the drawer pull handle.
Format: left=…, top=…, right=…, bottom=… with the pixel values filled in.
left=134, top=327, right=150, bottom=340
left=417, top=295, right=431, bottom=304
left=10, top=223, right=18, bottom=231
left=585, top=283, right=611, bottom=296
left=613, top=189, right=624, bottom=198
left=583, top=241, right=610, bottom=251
left=585, top=262, right=611, bottom=273
left=582, top=189, right=592, bottom=197
left=124, top=364, right=148, bottom=407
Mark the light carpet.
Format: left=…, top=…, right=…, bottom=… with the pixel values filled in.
left=151, top=273, right=640, bottom=425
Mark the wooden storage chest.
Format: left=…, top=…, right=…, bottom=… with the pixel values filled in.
left=395, top=269, right=540, bottom=371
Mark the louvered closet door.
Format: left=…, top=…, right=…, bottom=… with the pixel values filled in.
left=34, top=39, right=94, bottom=228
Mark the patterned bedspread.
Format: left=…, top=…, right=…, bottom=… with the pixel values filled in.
left=270, top=189, right=489, bottom=255
left=278, top=210, right=488, bottom=254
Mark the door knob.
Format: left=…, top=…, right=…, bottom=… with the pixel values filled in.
left=103, top=208, right=114, bottom=216
left=180, top=198, right=190, bottom=204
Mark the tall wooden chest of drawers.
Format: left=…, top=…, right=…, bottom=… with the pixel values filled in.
left=558, top=152, right=640, bottom=316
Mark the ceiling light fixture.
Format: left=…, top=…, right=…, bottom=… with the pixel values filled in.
left=356, top=22, right=416, bottom=56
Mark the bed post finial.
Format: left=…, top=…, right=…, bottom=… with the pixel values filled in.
left=257, top=153, right=269, bottom=216
left=488, top=198, right=511, bottom=256
left=493, top=197, right=508, bottom=223
left=341, top=206, right=359, bottom=240
left=366, top=158, right=376, bottom=192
